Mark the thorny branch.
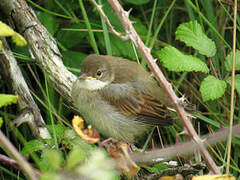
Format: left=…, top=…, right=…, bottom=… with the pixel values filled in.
left=91, top=0, right=221, bottom=174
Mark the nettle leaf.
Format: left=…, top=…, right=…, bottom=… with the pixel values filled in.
left=157, top=46, right=209, bottom=72
left=0, top=94, right=18, bottom=108
left=226, top=74, right=240, bottom=94
left=200, top=75, right=227, bottom=101
left=176, top=21, right=216, bottom=57
left=224, top=50, right=240, bottom=72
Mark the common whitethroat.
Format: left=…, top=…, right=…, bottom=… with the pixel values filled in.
left=72, top=54, right=175, bottom=143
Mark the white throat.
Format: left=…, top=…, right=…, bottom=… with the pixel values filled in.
left=78, top=79, right=109, bottom=90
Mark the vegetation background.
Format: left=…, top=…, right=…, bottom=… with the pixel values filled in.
left=0, top=0, right=240, bottom=179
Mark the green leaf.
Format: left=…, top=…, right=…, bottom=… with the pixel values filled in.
left=0, top=94, right=18, bottom=108
left=147, top=163, right=168, bottom=173
left=62, top=50, right=87, bottom=74
left=12, top=33, right=27, bottom=46
left=224, top=50, right=240, bottom=72
left=176, top=21, right=216, bottom=57
left=0, top=21, right=15, bottom=36
left=157, top=46, right=209, bottom=72
left=56, top=24, right=88, bottom=48
left=46, top=124, right=68, bottom=141
left=62, top=129, right=94, bottom=153
left=66, top=148, right=86, bottom=170
left=40, top=149, right=63, bottom=172
left=125, top=0, right=150, bottom=5
left=40, top=172, right=60, bottom=180
left=21, top=140, right=45, bottom=156
left=226, top=74, right=240, bottom=94
left=200, top=75, right=227, bottom=101
left=96, top=33, right=140, bottom=61
left=37, top=12, right=59, bottom=35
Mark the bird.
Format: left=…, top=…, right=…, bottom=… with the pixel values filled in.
left=71, top=54, right=174, bottom=143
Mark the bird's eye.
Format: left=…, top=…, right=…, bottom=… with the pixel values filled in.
left=96, top=71, right=102, bottom=76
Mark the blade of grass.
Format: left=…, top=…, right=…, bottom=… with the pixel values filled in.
left=0, top=166, right=24, bottom=180
left=44, top=72, right=58, bottom=149
left=26, top=0, right=71, bottom=19
left=149, top=0, right=177, bottom=50
left=98, top=0, right=112, bottom=55
left=79, top=0, right=99, bottom=54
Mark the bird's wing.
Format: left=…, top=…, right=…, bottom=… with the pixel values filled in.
left=100, top=88, right=173, bottom=126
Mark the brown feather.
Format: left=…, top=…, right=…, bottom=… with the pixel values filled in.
left=101, top=91, right=173, bottom=126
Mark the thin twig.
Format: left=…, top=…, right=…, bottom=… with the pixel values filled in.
left=0, top=154, right=20, bottom=170
left=226, top=0, right=237, bottom=174
left=131, top=124, right=240, bottom=163
left=0, top=130, right=38, bottom=180
left=88, top=0, right=129, bottom=40
left=209, top=57, right=219, bottom=79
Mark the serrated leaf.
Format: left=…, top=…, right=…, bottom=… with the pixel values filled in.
left=224, top=50, right=240, bottom=71
left=176, top=21, right=216, bottom=57
left=0, top=94, right=18, bottom=108
left=200, top=76, right=226, bottom=101
left=21, top=140, right=45, bottom=156
left=226, top=74, right=240, bottom=94
left=66, top=148, right=86, bottom=170
left=157, top=46, right=209, bottom=72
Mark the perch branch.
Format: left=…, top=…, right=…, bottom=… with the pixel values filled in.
left=0, top=38, right=51, bottom=139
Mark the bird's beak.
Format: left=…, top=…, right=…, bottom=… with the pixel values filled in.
left=78, top=74, right=96, bottom=81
